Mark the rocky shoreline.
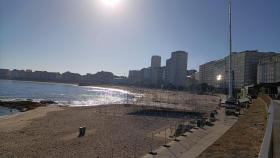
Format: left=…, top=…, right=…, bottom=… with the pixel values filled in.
left=0, top=100, right=56, bottom=112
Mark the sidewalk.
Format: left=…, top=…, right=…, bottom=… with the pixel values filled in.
left=142, top=108, right=237, bottom=158
left=273, top=100, right=280, bottom=157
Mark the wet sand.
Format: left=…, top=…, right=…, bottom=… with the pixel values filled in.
left=0, top=106, right=62, bottom=132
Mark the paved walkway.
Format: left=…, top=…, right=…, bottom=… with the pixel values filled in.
left=142, top=108, right=237, bottom=158
left=273, top=100, right=280, bottom=157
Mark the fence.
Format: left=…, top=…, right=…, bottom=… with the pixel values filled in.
left=258, top=101, right=274, bottom=158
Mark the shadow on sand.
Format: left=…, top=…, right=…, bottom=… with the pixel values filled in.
left=127, top=107, right=203, bottom=119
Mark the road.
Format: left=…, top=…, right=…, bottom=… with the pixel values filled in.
left=273, top=100, right=280, bottom=157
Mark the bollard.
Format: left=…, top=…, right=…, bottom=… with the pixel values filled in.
left=174, top=123, right=179, bottom=141
left=163, top=128, right=170, bottom=148
left=197, top=119, right=201, bottom=128
left=133, top=138, right=137, bottom=158
left=169, top=125, right=173, bottom=138
left=78, top=126, right=86, bottom=137
left=149, top=132, right=157, bottom=155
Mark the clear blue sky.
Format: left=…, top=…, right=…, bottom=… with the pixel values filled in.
left=0, top=0, right=279, bottom=76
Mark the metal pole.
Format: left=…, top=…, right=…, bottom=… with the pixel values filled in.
left=133, top=138, right=136, bottom=158
left=165, top=128, right=167, bottom=145
left=228, top=0, right=233, bottom=99
left=174, top=122, right=179, bottom=141
left=163, top=127, right=170, bottom=147
left=150, top=132, right=153, bottom=153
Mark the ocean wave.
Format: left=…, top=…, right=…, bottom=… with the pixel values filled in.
left=0, top=80, right=140, bottom=107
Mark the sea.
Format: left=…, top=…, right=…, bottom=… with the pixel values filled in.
left=0, top=79, right=137, bottom=110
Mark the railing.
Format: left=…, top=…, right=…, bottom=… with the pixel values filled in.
left=258, top=101, right=274, bottom=158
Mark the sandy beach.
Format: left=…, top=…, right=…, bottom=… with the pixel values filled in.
left=0, top=87, right=221, bottom=158
left=0, top=104, right=197, bottom=158
left=109, top=85, right=221, bottom=113
left=0, top=106, right=62, bottom=132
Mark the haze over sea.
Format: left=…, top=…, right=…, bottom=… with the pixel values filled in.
left=0, top=80, right=135, bottom=106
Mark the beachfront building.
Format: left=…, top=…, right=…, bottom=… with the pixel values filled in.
left=199, top=50, right=279, bottom=89
left=32, top=71, right=50, bottom=81
left=0, top=69, right=11, bottom=79
left=112, top=76, right=128, bottom=85
left=140, top=68, right=151, bottom=86
left=151, top=55, right=161, bottom=68
left=128, top=70, right=142, bottom=85
left=62, top=71, right=81, bottom=83
left=199, top=59, right=226, bottom=88
left=80, top=71, right=114, bottom=85
left=165, top=51, right=188, bottom=88
left=150, top=67, right=162, bottom=87
left=129, top=55, right=163, bottom=87
left=0, top=68, right=124, bottom=85
left=48, top=72, right=62, bottom=81
left=257, top=54, right=280, bottom=84
left=10, top=69, right=27, bottom=80
left=227, top=50, right=278, bottom=88
left=161, top=66, right=166, bottom=82
left=150, top=55, right=162, bottom=87
left=128, top=51, right=189, bottom=88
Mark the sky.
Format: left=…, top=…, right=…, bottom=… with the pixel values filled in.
left=0, top=0, right=279, bottom=76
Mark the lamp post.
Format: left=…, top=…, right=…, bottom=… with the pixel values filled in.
left=228, top=0, right=234, bottom=100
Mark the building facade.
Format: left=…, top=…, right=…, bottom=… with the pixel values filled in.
left=199, top=50, right=279, bottom=89
left=151, top=55, right=161, bottom=68
left=128, top=51, right=189, bottom=88
left=257, top=54, right=280, bottom=83
left=165, top=51, right=188, bottom=87
left=0, top=69, right=11, bottom=79
left=128, top=70, right=142, bottom=85
left=199, top=59, right=226, bottom=88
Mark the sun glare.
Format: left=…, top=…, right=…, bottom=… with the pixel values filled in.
left=216, top=74, right=222, bottom=81
left=101, top=0, right=121, bottom=7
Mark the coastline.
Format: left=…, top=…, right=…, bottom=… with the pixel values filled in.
left=0, top=84, right=223, bottom=157
left=0, top=80, right=139, bottom=107
left=0, top=98, right=221, bottom=157
left=0, top=79, right=78, bottom=86
left=0, top=106, right=63, bottom=132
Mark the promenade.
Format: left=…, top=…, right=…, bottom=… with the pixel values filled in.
left=142, top=108, right=237, bottom=158
left=142, top=97, right=268, bottom=158
left=273, top=100, right=280, bottom=157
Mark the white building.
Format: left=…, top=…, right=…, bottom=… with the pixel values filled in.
left=165, top=51, right=188, bottom=87
left=128, top=70, right=142, bottom=85
left=257, top=54, right=280, bottom=83
left=151, top=55, right=161, bottom=68
left=199, top=59, right=226, bottom=88
left=140, top=68, right=151, bottom=86
left=199, top=50, right=279, bottom=88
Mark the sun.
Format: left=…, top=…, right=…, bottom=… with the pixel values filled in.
left=101, top=0, right=121, bottom=7
left=216, top=74, right=222, bottom=81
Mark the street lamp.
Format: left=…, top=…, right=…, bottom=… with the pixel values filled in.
left=228, top=0, right=234, bottom=100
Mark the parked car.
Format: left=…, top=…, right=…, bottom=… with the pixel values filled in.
left=225, top=99, right=239, bottom=116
